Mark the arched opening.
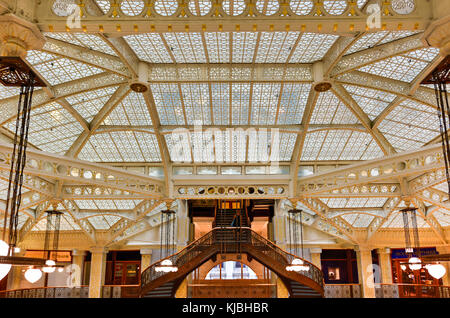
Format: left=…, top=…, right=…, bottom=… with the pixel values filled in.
left=205, top=261, right=258, bottom=280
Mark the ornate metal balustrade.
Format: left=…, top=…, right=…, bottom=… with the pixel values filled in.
left=35, top=0, right=430, bottom=34
left=298, top=144, right=444, bottom=196
left=175, top=184, right=288, bottom=199
left=140, top=227, right=324, bottom=294
left=0, top=143, right=165, bottom=197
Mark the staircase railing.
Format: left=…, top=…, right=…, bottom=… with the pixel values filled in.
left=141, top=228, right=324, bottom=293
left=140, top=230, right=215, bottom=289
left=246, top=230, right=324, bottom=288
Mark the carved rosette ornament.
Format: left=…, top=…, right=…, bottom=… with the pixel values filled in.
left=0, top=14, right=46, bottom=58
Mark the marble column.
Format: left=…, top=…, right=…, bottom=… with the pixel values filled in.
left=377, top=248, right=393, bottom=284
left=88, top=247, right=107, bottom=298
left=355, top=246, right=376, bottom=298
left=310, top=247, right=322, bottom=269
left=71, top=249, right=86, bottom=287
left=140, top=248, right=152, bottom=274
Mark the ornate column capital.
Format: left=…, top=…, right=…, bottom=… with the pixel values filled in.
left=377, top=247, right=391, bottom=254
left=89, top=246, right=108, bottom=255
left=0, top=13, right=45, bottom=58
left=72, top=249, right=87, bottom=257
left=310, top=247, right=322, bottom=254
left=140, top=248, right=153, bottom=255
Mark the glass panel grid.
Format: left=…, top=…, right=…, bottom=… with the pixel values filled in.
left=250, top=83, right=281, bottom=125
left=181, top=83, right=211, bottom=125
left=310, top=91, right=359, bottom=124
left=289, top=33, right=338, bottom=63
left=277, top=83, right=311, bottom=124
left=67, top=86, right=119, bottom=121
left=255, top=32, right=299, bottom=63
left=124, top=33, right=173, bottom=63
left=26, top=50, right=104, bottom=86
left=103, top=91, right=153, bottom=126
left=163, top=32, right=207, bottom=63
left=150, top=83, right=186, bottom=125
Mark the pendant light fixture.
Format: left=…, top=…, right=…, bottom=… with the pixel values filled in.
left=0, top=57, right=46, bottom=274
left=401, top=207, right=422, bottom=271
left=422, top=56, right=450, bottom=199
left=155, top=209, right=178, bottom=273
left=286, top=208, right=309, bottom=272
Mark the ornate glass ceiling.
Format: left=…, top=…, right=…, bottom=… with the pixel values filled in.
left=0, top=0, right=448, bottom=245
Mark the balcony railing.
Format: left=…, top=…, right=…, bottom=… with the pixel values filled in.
left=324, top=284, right=450, bottom=298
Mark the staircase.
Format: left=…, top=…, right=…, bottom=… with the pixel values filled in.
left=140, top=227, right=324, bottom=298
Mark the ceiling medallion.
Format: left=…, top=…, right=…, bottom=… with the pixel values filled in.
left=313, top=82, right=332, bottom=92
left=130, top=82, right=148, bottom=93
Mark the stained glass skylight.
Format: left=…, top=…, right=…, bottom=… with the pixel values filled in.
left=44, top=32, right=117, bottom=56
left=26, top=50, right=104, bottom=86
left=102, top=91, right=153, bottom=126
left=378, top=99, right=440, bottom=152
left=358, top=48, right=440, bottom=83
left=310, top=91, right=359, bottom=125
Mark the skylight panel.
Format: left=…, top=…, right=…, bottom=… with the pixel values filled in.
left=67, top=86, right=118, bottom=121
left=124, top=34, right=173, bottom=63
left=165, top=133, right=192, bottom=163
left=433, top=210, right=450, bottom=227
left=205, top=32, right=230, bottom=63
left=378, top=99, right=439, bottom=152
left=154, top=0, right=178, bottom=16
left=81, top=132, right=161, bottom=162
left=247, top=130, right=271, bottom=163
left=211, top=83, right=230, bottom=125
left=289, top=0, right=314, bottom=15
left=310, top=91, right=359, bottom=124
left=277, top=83, right=311, bottom=124
left=289, top=33, right=338, bottom=63
left=79, top=133, right=123, bottom=162
left=222, top=0, right=246, bottom=15
left=103, top=91, right=152, bottom=126
left=93, top=0, right=111, bottom=14
left=150, top=83, right=185, bottom=125
left=353, top=214, right=375, bottom=228
left=0, top=85, right=20, bottom=99
left=357, top=0, right=368, bottom=8
left=433, top=182, right=448, bottom=193
left=5, top=102, right=83, bottom=155
left=343, top=84, right=396, bottom=120
left=339, top=131, right=382, bottom=160
left=44, top=32, right=117, bottom=56
left=163, top=32, right=206, bottom=63
left=365, top=197, right=389, bottom=207
left=250, top=83, right=281, bottom=125
left=341, top=214, right=359, bottom=226
left=317, top=130, right=352, bottom=160
left=345, top=31, right=389, bottom=55
left=358, top=48, right=439, bottom=83
left=232, top=32, right=258, bottom=63
left=255, top=32, right=299, bottom=63
left=278, top=133, right=297, bottom=161
left=74, top=200, right=97, bottom=209
left=231, top=83, right=251, bottom=125
left=26, top=50, right=104, bottom=86
left=191, top=131, right=215, bottom=162
left=181, top=83, right=211, bottom=125
left=301, top=130, right=327, bottom=161
left=120, top=0, right=145, bottom=16
left=189, top=0, right=212, bottom=15
left=255, top=0, right=279, bottom=15
left=346, top=31, right=420, bottom=55
left=404, top=47, right=440, bottom=62
left=87, top=216, right=111, bottom=230
left=323, top=0, right=347, bottom=15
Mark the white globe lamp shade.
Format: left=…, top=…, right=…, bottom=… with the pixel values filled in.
left=408, top=257, right=422, bottom=270
left=0, top=240, right=12, bottom=281
left=400, top=264, right=407, bottom=271
left=426, top=264, right=446, bottom=280
left=24, top=268, right=42, bottom=283
left=57, top=267, right=64, bottom=273
left=43, top=260, right=56, bottom=273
